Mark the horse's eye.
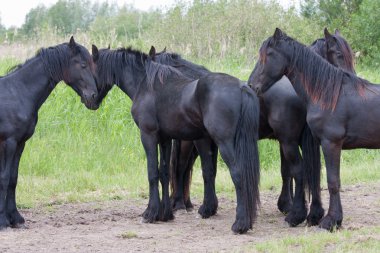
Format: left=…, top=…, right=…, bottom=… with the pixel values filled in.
left=81, top=62, right=87, bottom=68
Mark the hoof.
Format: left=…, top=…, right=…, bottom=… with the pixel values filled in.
left=0, top=218, right=10, bottom=230
left=172, top=201, right=186, bottom=211
left=285, top=207, right=307, bottom=227
left=185, top=199, right=194, bottom=212
left=8, top=211, right=25, bottom=228
left=142, top=205, right=160, bottom=223
left=319, top=214, right=342, bottom=232
left=159, top=201, right=174, bottom=222
left=307, top=205, right=325, bottom=226
left=198, top=203, right=218, bottom=218
left=277, top=197, right=293, bottom=215
left=11, top=223, right=28, bottom=229
left=231, top=218, right=251, bottom=234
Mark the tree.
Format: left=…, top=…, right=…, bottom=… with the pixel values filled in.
left=301, top=0, right=362, bottom=26
left=22, top=5, right=48, bottom=36
left=348, top=0, right=380, bottom=63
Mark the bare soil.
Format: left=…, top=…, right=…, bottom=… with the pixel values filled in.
left=1, top=183, right=379, bottom=252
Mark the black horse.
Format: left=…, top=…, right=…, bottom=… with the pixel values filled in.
left=92, top=45, right=260, bottom=234
left=249, top=28, right=376, bottom=231
left=167, top=29, right=355, bottom=227
left=0, top=37, right=98, bottom=229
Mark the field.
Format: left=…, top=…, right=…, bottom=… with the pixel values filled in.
left=0, top=54, right=379, bottom=252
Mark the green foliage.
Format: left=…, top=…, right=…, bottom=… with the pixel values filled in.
left=147, top=0, right=321, bottom=64
left=348, top=0, right=380, bottom=65
left=300, top=0, right=380, bottom=65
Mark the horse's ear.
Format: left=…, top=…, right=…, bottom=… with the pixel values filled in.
left=162, top=47, right=167, bottom=53
left=107, top=44, right=110, bottom=49
left=273, top=28, right=285, bottom=40
left=324, top=28, right=332, bottom=39
left=92, top=44, right=99, bottom=62
left=69, top=36, right=78, bottom=53
left=335, top=29, right=341, bottom=36
left=149, top=46, right=156, bottom=60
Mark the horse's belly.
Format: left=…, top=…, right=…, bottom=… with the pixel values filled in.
left=160, top=123, right=206, bottom=140
left=343, top=130, right=380, bottom=149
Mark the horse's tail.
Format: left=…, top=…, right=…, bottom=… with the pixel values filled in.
left=169, top=139, right=181, bottom=199
left=301, top=123, right=321, bottom=201
left=235, top=85, right=260, bottom=226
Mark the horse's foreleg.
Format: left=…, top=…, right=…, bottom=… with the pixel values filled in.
left=141, top=132, right=160, bottom=223
left=159, top=140, right=174, bottom=221
left=282, top=142, right=308, bottom=227
left=0, top=138, right=17, bottom=229
left=194, top=138, right=218, bottom=218
left=6, top=142, right=26, bottom=228
left=319, top=140, right=343, bottom=231
left=277, top=145, right=293, bottom=214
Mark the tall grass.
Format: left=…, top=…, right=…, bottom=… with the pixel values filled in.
left=0, top=55, right=377, bottom=208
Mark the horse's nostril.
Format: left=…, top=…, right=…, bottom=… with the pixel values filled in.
left=91, top=93, right=96, bottom=99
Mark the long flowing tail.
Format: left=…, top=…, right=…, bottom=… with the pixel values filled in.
left=235, top=85, right=261, bottom=225
left=301, top=124, right=321, bottom=202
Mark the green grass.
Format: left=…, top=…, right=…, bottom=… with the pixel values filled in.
left=0, top=58, right=379, bottom=208
left=251, top=226, right=380, bottom=253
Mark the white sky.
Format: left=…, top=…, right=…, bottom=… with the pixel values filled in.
left=0, top=0, right=297, bottom=28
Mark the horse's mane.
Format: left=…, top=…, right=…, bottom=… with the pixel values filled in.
left=146, top=58, right=192, bottom=90
left=309, top=38, right=327, bottom=59
left=96, top=47, right=147, bottom=90
left=3, top=43, right=93, bottom=83
left=97, top=47, right=190, bottom=90
left=261, top=35, right=367, bottom=110
left=155, top=52, right=210, bottom=78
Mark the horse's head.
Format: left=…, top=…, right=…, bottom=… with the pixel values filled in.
left=324, top=28, right=355, bottom=73
left=65, top=37, right=99, bottom=110
left=91, top=44, right=115, bottom=107
left=248, top=28, right=290, bottom=95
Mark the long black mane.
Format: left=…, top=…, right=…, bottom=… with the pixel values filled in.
left=261, top=35, right=368, bottom=110
left=4, top=43, right=93, bottom=84
left=155, top=52, right=210, bottom=79
left=96, top=47, right=147, bottom=90
left=309, top=38, right=327, bottom=59
left=97, top=47, right=192, bottom=90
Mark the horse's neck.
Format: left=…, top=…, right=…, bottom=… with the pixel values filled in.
left=117, top=68, right=142, bottom=100
left=287, top=71, right=310, bottom=106
left=10, top=57, right=56, bottom=110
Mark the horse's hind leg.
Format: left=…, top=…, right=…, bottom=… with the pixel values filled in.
left=171, top=140, right=195, bottom=211
left=319, top=140, right=343, bottom=231
left=277, top=146, right=293, bottom=214
left=183, top=147, right=197, bottom=211
left=159, top=140, right=174, bottom=221
left=6, top=142, right=26, bottom=228
left=0, top=138, right=17, bottom=229
left=194, top=138, right=218, bottom=218
left=282, top=142, right=308, bottom=227
left=217, top=140, right=251, bottom=233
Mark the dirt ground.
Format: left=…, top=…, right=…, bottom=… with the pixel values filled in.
left=0, top=183, right=379, bottom=253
